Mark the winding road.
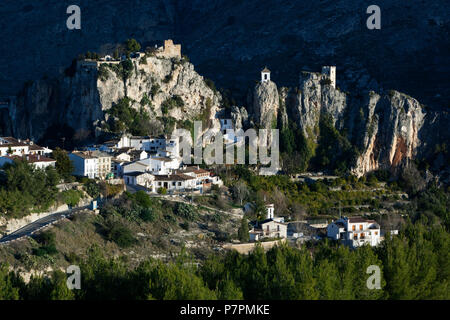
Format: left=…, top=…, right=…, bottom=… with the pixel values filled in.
left=0, top=205, right=89, bottom=244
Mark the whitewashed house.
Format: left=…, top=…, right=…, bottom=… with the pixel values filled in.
left=129, top=149, right=148, bottom=161
left=0, top=137, right=29, bottom=156
left=116, top=134, right=179, bottom=156
left=123, top=172, right=155, bottom=189
left=0, top=154, right=56, bottom=170
left=69, top=152, right=98, bottom=179
left=249, top=204, right=287, bottom=241
left=327, top=217, right=381, bottom=248
left=153, top=173, right=197, bottom=193
left=123, top=156, right=180, bottom=176
left=69, top=151, right=112, bottom=179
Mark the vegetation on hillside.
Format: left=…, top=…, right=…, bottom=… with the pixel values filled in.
left=0, top=221, right=448, bottom=300
left=0, top=160, right=60, bottom=218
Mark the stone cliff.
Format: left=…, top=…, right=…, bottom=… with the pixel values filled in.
left=2, top=54, right=222, bottom=143
left=249, top=69, right=447, bottom=177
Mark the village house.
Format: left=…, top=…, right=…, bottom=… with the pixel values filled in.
left=175, top=166, right=225, bottom=192
left=122, top=156, right=180, bottom=176
left=0, top=137, right=52, bottom=158
left=327, top=216, right=381, bottom=248
left=249, top=204, right=288, bottom=241
left=69, top=151, right=112, bottom=180
left=0, top=154, right=56, bottom=170
left=153, top=173, right=197, bottom=193
left=113, top=149, right=132, bottom=162
left=129, top=149, right=148, bottom=161
left=123, top=172, right=155, bottom=189
left=123, top=170, right=197, bottom=193
left=0, top=137, right=29, bottom=156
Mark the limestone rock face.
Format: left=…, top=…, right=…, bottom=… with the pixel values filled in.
left=352, top=91, right=426, bottom=176
left=288, top=72, right=347, bottom=141
left=251, top=81, right=279, bottom=129
left=230, top=106, right=249, bottom=130
left=7, top=56, right=222, bottom=142
left=280, top=72, right=439, bottom=177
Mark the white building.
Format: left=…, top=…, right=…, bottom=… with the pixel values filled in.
left=0, top=154, right=56, bottom=170
left=116, top=134, right=179, bottom=156
left=249, top=219, right=288, bottom=242
left=327, top=216, right=381, bottom=248
left=261, top=67, right=271, bottom=83
left=249, top=203, right=287, bottom=241
left=322, top=66, right=336, bottom=89
left=0, top=137, right=52, bottom=157
left=69, top=151, right=112, bottom=179
left=153, top=173, right=197, bottom=193
left=0, top=137, right=29, bottom=156
left=123, top=172, right=155, bottom=189
left=175, top=166, right=223, bottom=192
left=123, top=156, right=180, bottom=176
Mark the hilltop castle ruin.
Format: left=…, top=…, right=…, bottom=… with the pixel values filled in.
left=156, top=39, right=181, bottom=59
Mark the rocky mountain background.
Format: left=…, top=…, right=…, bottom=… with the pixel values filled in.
left=0, top=0, right=448, bottom=178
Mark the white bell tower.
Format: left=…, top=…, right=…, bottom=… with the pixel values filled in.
left=261, top=67, right=271, bottom=83
left=265, top=204, right=275, bottom=219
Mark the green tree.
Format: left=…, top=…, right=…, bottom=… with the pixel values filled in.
left=237, top=218, right=250, bottom=242
left=52, top=148, right=73, bottom=181
left=49, top=271, right=75, bottom=300
left=0, top=264, right=20, bottom=300
left=125, top=38, right=141, bottom=54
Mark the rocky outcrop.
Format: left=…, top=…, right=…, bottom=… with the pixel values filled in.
left=250, top=81, right=279, bottom=129
left=256, top=70, right=437, bottom=177
left=5, top=55, right=223, bottom=142
left=230, top=106, right=249, bottom=130
left=287, top=72, right=347, bottom=141
left=352, top=91, right=426, bottom=176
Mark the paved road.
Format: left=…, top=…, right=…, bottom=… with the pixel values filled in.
left=0, top=205, right=89, bottom=244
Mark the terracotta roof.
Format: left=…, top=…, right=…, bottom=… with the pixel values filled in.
left=177, top=166, right=210, bottom=175
left=348, top=217, right=375, bottom=223
left=70, top=152, right=96, bottom=160
left=0, top=137, right=28, bottom=148
left=2, top=155, right=55, bottom=163
left=261, top=67, right=270, bottom=73
left=28, top=144, right=45, bottom=150
left=154, top=173, right=196, bottom=181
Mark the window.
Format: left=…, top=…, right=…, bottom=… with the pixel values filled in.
left=352, top=225, right=356, bottom=231
left=375, top=231, right=378, bottom=235
left=360, top=224, right=363, bottom=230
